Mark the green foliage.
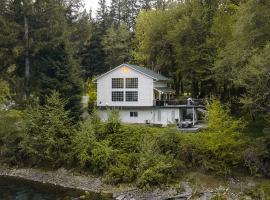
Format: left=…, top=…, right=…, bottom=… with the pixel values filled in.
left=20, top=91, right=75, bottom=168
left=187, top=131, right=246, bottom=176
left=105, top=163, right=136, bottom=184
left=244, top=181, right=270, bottom=199
left=90, top=140, right=116, bottom=174
left=102, top=25, right=132, bottom=69
left=84, top=79, right=97, bottom=110
left=0, top=79, right=9, bottom=104
left=0, top=109, right=23, bottom=164
left=206, top=98, right=246, bottom=133
left=105, top=109, right=121, bottom=134
left=211, top=193, right=227, bottom=200
left=72, top=117, right=96, bottom=169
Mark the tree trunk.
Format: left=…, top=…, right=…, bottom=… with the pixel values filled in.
left=24, top=14, right=30, bottom=98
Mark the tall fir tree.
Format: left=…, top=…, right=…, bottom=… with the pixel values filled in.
left=96, top=0, right=109, bottom=31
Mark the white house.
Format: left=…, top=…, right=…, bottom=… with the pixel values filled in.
left=95, top=63, right=203, bottom=126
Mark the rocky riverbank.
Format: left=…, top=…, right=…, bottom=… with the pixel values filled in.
left=0, top=166, right=268, bottom=200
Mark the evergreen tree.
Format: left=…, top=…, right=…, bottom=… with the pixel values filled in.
left=109, top=0, right=122, bottom=27
left=138, top=0, right=153, bottom=10
left=80, top=24, right=106, bottom=79
left=21, top=92, right=75, bottom=167
left=96, top=0, right=109, bottom=31
left=102, top=24, right=132, bottom=69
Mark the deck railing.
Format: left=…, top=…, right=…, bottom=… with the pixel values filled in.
left=153, top=99, right=205, bottom=107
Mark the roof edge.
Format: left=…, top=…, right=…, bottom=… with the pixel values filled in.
left=93, top=63, right=170, bottom=81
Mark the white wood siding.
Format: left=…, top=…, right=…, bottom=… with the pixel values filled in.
left=97, top=66, right=154, bottom=107
left=98, top=108, right=179, bottom=125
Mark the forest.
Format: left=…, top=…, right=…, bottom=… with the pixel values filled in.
left=0, top=0, right=270, bottom=197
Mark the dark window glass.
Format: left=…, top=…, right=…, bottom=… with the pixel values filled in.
left=112, top=78, right=124, bottom=88
left=126, top=78, right=138, bottom=88
left=112, top=91, right=124, bottom=101
left=130, top=112, right=138, bottom=117
left=126, top=91, right=138, bottom=101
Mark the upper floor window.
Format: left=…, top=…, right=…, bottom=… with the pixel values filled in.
left=112, top=78, right=124, bottom=88
left=126, top=78, right=138, bottom=88
left=126, top=91, right=138, bottom=102
left=112, top=91, right=124, bottom=101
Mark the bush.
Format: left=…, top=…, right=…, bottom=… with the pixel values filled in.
left=244, top=181, right=270, bottom=199
left=181, top=131, right=247, bottom=176
left=206, top=99, right=245, bottom=133
left=105, top=109, right=121, bottom=134
left=241, top=134, right=270, bottom=177
left=0, top=109, right=23, bottom=164
left=211, top=193, right=227, bottom=200
left=90, top=140, right=117, bottom=174
left=108, top=125, right=146, bottom=153
left=137, top=156, right=184, bottom=188
left=20, top=92, right=75, bottom=168
left=0, top=78, right=9, bottom=104
left=72, top=117, right=96, bottom=169
left=105, top=164, right=136, bottom=184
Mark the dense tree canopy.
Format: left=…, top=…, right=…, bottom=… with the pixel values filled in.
left=0, top=0, right=269, bottom=123
left=0, top=0, right=270, bottom=193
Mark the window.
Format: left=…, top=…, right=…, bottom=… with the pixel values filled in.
left=130, top=111, right=138, bottom=117
left=112, top=78, right=124, bottom=88
left=126, top=78, right=138, bottom=88
left=126, top=91, right=138, bottom=101
left=112, top=91, right=124, bottom=101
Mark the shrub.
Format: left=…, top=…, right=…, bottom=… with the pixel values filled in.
left=244, top=181, right=270, bottom=199
left=90, top=109, right=105, bottom=140
left=0, top=109, right=23, bottom=164
left=137, top=156, right=184, bottom=188
left=72, top=117, right=96, bottom=169
left=155, top=129, right=183, bottom=158
left=105, top=109, right=121, bottom=134
left=90, top=140, right=117, bottom=174
left=105, top=164, right=136, bottom=184
left=206, top=99, right=245, bottom=133
left=108, top=125, right=146, bottom=153
left=20, top=92, right=75, bottom=168
left=211, top=193, right=227, bottom=200
left=137, top=132, right=185, bottom=188
left=241, top=139, right=269, bottom=176
left=0, top=78, right=9, bottom=104
left=186, top=131, right=247, bottom=175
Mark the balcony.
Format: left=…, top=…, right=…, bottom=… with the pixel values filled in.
left=153, top=99, right=205, bottom=107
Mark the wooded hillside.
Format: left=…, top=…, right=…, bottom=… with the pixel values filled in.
left=0, top=1, right=270, bottom=196
left=0, top=0, right=269, bottom=121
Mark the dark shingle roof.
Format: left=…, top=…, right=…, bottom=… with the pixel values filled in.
left=121, top=63, right=170, bottom=81
left=95, top=63, right=170, bottom=81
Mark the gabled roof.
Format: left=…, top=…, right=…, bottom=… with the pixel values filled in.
left=154, top=87, right=175, bottom=94
left=95, top=63, right=170, bottom=81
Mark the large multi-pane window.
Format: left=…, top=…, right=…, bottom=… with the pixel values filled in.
left=126, top=78, right=138, bottom=88
left=125, top=91, right=138, bottom=101
left=112, top=78, right=124, bottom=88
left=112, top=91, right=124, bottom=101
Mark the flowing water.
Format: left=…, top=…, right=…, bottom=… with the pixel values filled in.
left=0, top=176, right=111, bottom=200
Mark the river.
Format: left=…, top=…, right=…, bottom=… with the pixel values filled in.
left=0, top=176, right=112, bottom=200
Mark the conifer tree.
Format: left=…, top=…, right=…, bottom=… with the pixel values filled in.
left=96, top=0, right=109, bottom=31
